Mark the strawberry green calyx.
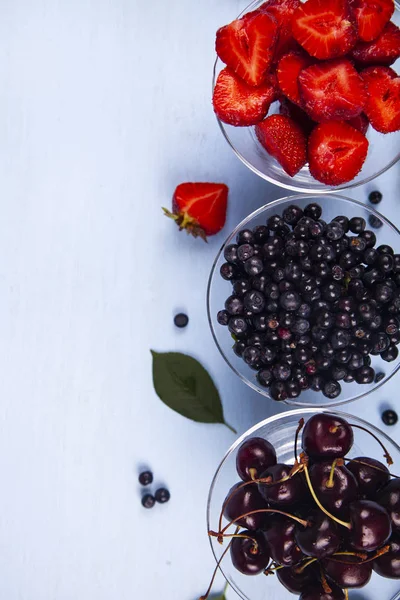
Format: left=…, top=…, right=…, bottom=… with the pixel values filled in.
left=162, top=207, right=208, bottom=241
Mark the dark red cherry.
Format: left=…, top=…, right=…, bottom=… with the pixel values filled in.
left=236, top=437, right=277, bottom=481
left=309, top=461, right=358, bottom=515
left=223, top=482, right=267, bottom=531
left=322, top=555, right=372, bottom=588
left=277, top=564, right=317, bottom=594
left=295, top=509, right=341, bottom=559
left=299, top=581, right=345, bottom=600
left=230, top=529, right=270, bottom=575
left=349, top=500, right=392, bottom=552
left=302, top=414, right=353, bottom=460
left=373, top=533, right=400, bottom=578
left=346, top=456, right=389, bottom=498
left=258, top=464, right=304, bottom=506
left=378, top=479, right=400, bottom=532
left=264, top=515, right=304, bottom=567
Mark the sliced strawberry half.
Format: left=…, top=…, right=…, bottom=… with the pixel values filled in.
left=255, top=114, right=308, bottom=176
left=164, top=183, right=229, bottom=240
left=279, top=98, right=316, bottom=134
left=213, top=67, right=278, bottom=127
left=277, top=51, right=314, bottom=105
left=347, top=113, right=370, bottom=134
left=362, top=66, right=400, bottom=133
left=308, top=122, right=369, bottom=185
left=216, top=11, right=278, bottom=86
left=299, top=59, right=366, bottom=122
left=253, top=0, right=301, bottom=60
left=351, top=21, right=400, bottom=66
left=292, top=0, right=357, bottom=59
left=349, top=0, right=394, bottom=42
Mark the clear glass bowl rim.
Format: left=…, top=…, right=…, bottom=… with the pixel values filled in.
left=212, top=0, right=400, bottom=194
left=206, top=407, right=400, bottom=600
left=206, top=193, right=400, bottom=408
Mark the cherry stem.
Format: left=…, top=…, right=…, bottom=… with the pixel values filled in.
left=249, top=468, right=257, bottom=481
left=344, top=589, right=349, bottom=600
left=302, top=460, right=351, bottom=530
left=264, top=563, right=284, bottom=575
left=210, top=532, right=259, bottom=553
left=333, top=551, right=368, bottom=561
left=362, top=545, right=390, bottom=563
left=328, top=547, right=390, bottom=565
left=346, top=458, right=400, bottom=479
left=199, top=531, right=237, bottom=600
left=319, top=567, right=332, bottom=594
left=213, top=508, right=309, bottom=537
left=326, top=459, right=338, bottom=489
left=294, top=558, right=318, bottom=574
left=349, top=423, right=394, bottom=466
left=294, top=418, right=305, bottom=462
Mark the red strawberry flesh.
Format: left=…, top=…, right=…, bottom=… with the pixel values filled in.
left=252, top=0, right=301, bottom=61
left=255, top=114, right=308, bottom=176
left=308, top=121, right=369, bottom=185
left=349, top=0, right=394, bottom=42
left=213, top=68, right=278, bottom=126
left=292, top=0, right=357, bottom=60
left=352, top=21, right=400, bottom=66
left=299, top=59, right=366, bottom=122
left=216, top=12, right=278, bottom=86
left=362, top=66, right=400, bottom=133
left=165, top=183, right=229, bottom=240
left=277, top=51, right=314, bottom=105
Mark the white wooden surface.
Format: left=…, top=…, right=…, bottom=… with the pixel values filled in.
left=0, top=1, right=398, bottom=598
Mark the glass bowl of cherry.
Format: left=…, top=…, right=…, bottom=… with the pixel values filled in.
left=212, top=0, right=400, bottom=194
left=207, top=194, right=400, bottom=408
left=204, top=409, right=400, bottom=600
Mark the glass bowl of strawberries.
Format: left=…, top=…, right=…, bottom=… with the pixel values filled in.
left=204, top=409, right=400, bottom=600
left=207, top=194, right=400, bottom=407
left=212, top=0, right=400, bottom=193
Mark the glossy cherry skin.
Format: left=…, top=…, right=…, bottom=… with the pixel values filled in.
left=223, top=482, right=267, bottom=531
left=277, top=564, right=318, bottom=594
left=309, top=461, right=358, bottom=515
left=264, top=515, right=304, bottom=567
left=373, top=534, right=400, bottom=578
left=346, top=456, right=389, bottom=498
left=258, top=464, right=304, bottom=506
left=230, top=529, right=270, bottom=575
left=295, top=509, right=341, bottom=559
left=302, top=414, right=353, bottom=460
left=236, top=437, right=277, bottom=481
left=322, top=555, right=372, bottom=588
left=378, top=479, right=400, bottom=531
left=349, top=499, right=392, bottom=552
left=299, top=582, right=345, bottom=600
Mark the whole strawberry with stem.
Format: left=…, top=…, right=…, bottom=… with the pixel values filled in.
left=163, top=182, right=229, bottom=242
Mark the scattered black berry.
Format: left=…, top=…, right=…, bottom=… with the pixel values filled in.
left=139, top=471, right=153, bottom=486
left=369, top=191, right=383, bottom=205
left=155, top=488, right=171, bottom=504
left=142, top=494, right=156, bottom=509
left=382, top=409, right=398, bottom=426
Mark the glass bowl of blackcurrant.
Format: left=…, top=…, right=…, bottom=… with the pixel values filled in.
left=203, top=409, right=400, bottom=600
left=207, top=195, right=400, bottom=407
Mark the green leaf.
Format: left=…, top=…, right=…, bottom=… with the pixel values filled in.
left=151, top=351, right=236, bottom=433
left=209, top=594, right=226, bottom=600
